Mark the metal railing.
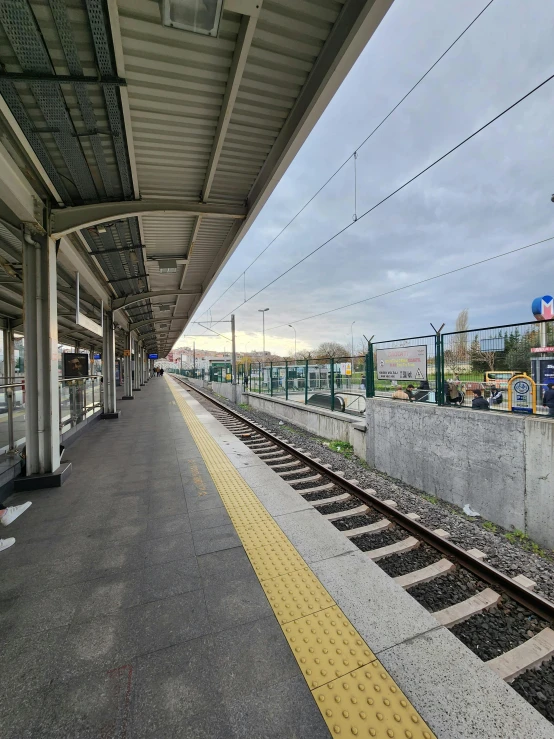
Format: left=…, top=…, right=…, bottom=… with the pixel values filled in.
left=59, top=375, right=103, bottom=432
left=240, top=356, right=367, bottom=416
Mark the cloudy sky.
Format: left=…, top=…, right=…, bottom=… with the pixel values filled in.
left=180, top=0, right=554, bottom=357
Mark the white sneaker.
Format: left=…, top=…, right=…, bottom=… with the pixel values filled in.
left=1, top=501, right=32, bottom=526
left=0, top=537, right=15, bottom=552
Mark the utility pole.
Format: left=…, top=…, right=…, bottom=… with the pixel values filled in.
left=351, top=321, right=356, bottom=359
left=193, top=341, right=196, bottom=377
left=288, top=324, right=296, bottom=359
left=258, top=308, right=269, bottom=356
left=231, top=314, right=237, bottom=403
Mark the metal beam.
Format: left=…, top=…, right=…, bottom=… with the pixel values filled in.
left=0, top=72, right=126, bottom=86
left=128, top=316, right=189, bottom=332
left=202, top=5, right=261, bottom=202
left=50, top=200, right=247, bottom=238
left=112, top=289, right=201, bottom=310
left=0, top=140, right=43, bottom=228
left=134, top=328, right=181, bottom=342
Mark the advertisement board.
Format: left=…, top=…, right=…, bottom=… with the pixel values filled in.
left=531, top=358, right=554, bottom=394
left=62, top=353, right=89, bottom=378
left=376, top=346, right=427, bottom=381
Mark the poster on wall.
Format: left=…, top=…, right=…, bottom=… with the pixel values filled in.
left=63, top=353, right=89, bottom=378
left=376, top=346, right=427, bottom=381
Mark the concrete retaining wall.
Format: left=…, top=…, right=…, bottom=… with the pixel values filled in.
left=366, top=398, right=554, bottom=549
left=212, top=381, right=243, bottom=404
left=242, top=392, right=367, bottom=459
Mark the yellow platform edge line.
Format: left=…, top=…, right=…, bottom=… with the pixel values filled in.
left=167, top=377, right=436, bottom=739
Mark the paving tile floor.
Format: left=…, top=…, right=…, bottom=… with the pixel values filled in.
left=0, top=378, right=329, bottom=738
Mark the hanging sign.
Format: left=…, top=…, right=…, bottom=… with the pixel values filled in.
left=376, top=346, right=427, bottom=381
left=75, top=272, right=103, bottom=337
left=124, top=350, right=131, bottom=357
left=148, top=353, right=159, bottom=359
left=508, top=374, right=536, bottom=414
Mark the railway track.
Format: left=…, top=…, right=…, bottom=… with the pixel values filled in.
left=172, top=375, right=554, bottom=722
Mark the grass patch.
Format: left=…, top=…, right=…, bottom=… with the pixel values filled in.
left=238, top=403, right=250, bottom=409
left=421, top=493, right=439, bottom=505
left=482, top=520, right=497, bottom=533
left=323, top=440, right=355, bottom=459
left=504, top=529, right=548, bottom=557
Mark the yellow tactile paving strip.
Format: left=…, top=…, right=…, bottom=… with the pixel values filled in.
left=167, top=377, right=436, bottom=739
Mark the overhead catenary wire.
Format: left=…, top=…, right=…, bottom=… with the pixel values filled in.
left=199, top=69, right=554, bottom=331
left=196, top=0, right=496, bottom=321
left=264, top=234, right=554, bottom=331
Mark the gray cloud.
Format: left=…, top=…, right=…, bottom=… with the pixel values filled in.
left=186, top=0, right=554, bottom=354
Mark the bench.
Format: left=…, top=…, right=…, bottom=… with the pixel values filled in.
left=306, top=393, right=345, bottom=412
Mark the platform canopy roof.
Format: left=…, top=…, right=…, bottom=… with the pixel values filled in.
left=0, top=0, right=392, bottom=355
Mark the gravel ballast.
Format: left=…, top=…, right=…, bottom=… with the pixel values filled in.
left=511, top=661, right=554, bottom=724
left=333, top=510, right=385, bottom=530
left=192, top=387, right=554, bottom=601
left=408, top=570, right=482, bottom=611
left=377, top=544, right=443, bottom=578
left=351, top=526, right=409, bottom=552
left=313, top=498, right=363, bottom=515
left=451, top=598, right=549, bottom=661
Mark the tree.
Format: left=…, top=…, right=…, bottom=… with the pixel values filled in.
left=314, top=342, right=349, bottom=358
left=470, top=335, right=496, bottom=373
left=444, top=309, right=470, bottom=376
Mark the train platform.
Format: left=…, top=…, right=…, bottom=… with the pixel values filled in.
left=0, top=377, right=552, bottom=738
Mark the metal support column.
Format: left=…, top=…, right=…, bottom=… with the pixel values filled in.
left=140, top=342, right=145, bottom=385
left=3, top=323, right=14, bottom=383
left=133, top=340, right=141, bottom=392
left=285, top=360, right=289, bottom=401
left=330, top=358, right=335, bottom=410
left=231, top=314, right=237, bottom=403
left=4, top=324, right=16, bottom=454
left=101, top=311, right=119, bottom=418
left=122, top=333, right=133, bottom=399
left=19, top=230, right=69, bottom=487
left=366, top=346, right=375, bottom=398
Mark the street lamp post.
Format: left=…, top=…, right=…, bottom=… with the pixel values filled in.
left=288, top=324, right=297, bottom=359
left=258, top=308, right=269, bottom=356
left=350, top=321, right=356, bottom=358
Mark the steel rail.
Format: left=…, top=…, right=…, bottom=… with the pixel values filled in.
left=173, top=375, right=554, bottom=623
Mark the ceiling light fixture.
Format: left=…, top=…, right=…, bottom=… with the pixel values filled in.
left=161, top=0, right=224, bottom=37
left=158, top=259, right=177, bottom=274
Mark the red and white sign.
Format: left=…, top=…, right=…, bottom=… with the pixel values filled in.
left=531, top=347, right=554, bottom=353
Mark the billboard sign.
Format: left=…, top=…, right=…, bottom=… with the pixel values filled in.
left=376, top=346, right=427, bottom=381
